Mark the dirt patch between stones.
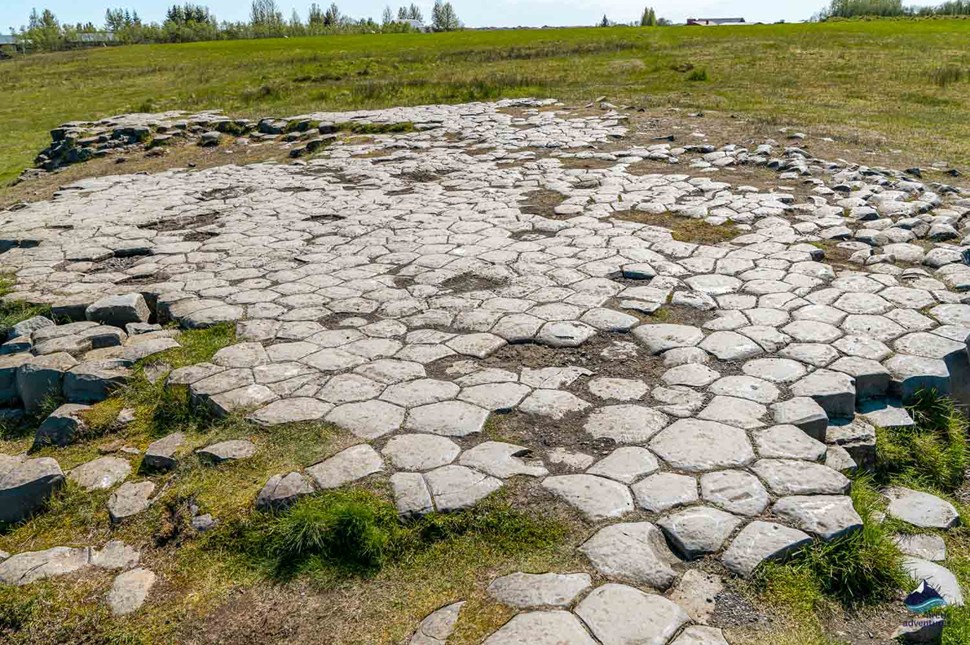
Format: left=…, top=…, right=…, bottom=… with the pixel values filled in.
left=440, top=273, right=507, bottom=294
left=138, top=211, right=221, bottom=233
left=556, top=157, right=617, bottom=171
left=518, top=188, right=568, bottom=219
left=612, top=210, right=741, bottom=245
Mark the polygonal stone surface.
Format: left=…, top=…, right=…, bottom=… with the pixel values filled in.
left=574, top=583, right=690, bottom=645
left=68, top=456, right=131, bottom=491
left=108, top=567, right=155, bottom=616
left=771, top=397, right=829, bottom=441
left=327, top=400, right=404, bottom=439
left=893, top=534, right=947, bottom=562
left=632, top=472, right=699, bottom=512
left=650, top=419, right=755, bottom=472
left=721, top=520, right=813, bottom=577
left=519, top=389, right=591, bottom=419
left=487, top=572, right=592, bottom=609
left=482, top=610, right=596, bottom=645
left=699, top=331, right=764, bottom=361
left=700, top=470, right=769, bottom=517
left=196, top=439, right=256, bottom=464
left=587, top=447, right=660, bottom=484
left=383, top=434, right=460, bottom=471
left=405, top=401, right=489, bottom=437
left=584, top=404, right=669, bottom=443
left=306, top=444, right=383, bottom=489
left=754, top=425, right=827, bottom=461
left=459, top=442, right=547, bottom=478
left=410, top=600, right=464, bottom=644
left=751, top=459, right=851, bottom=496
left=0, top=454, right=65, bottom=523
left=587, top=377, right=649, bottom=401
left=108, top=481, right=155, bottom=522
left=790, top=369, right=856, bottom=419
left=424, top=464, right=502, bottom=512
left=902, top=557, right=964, bottom=606
left=249, top=397, right=332, bottom=426
left=34, top=403, right=90, bottom=448
left=580, top=522, right=681, bottom=589
left=634, top=324, right=704, bottom=354
left=542, top=474, right=634, bottom=520
left=772, top=495, right=863, bottom=540
left=659, top=506, right=741, bottom=559
left=885, top=487, right=959, bottom=529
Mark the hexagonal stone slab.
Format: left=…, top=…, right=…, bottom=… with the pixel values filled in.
left=587, top=447, right=660, bottom=484
left=574, top=583, right=689, bottom=644
left=482, top=610, right=596, bottom=645
left=632, top=472, right=698, bottom=513
left=893, top=534, right=946, bottom=561
left=390, top=472, right=433, bottom=517
left=885, top=487, right=959, bottom=529
left=751, top=459, right=850, bottom=496
left=487, top=572, right=592, bottom=609
left=305, top=444, right=383, bottom=489
left=742, top=358, right=807, bottom=384
left=650, top=419, right=755, bottom=472
left=457, top=382, right=531, bottom=412
left=542, top=474, right=634, bottom=520
left=790, top=369, right=856, bottom=419
left=382, top=434, right=460, bottom=471
left=772, top=495, right=863, bottom=540
left=424, top=465, right=502, bottom=512
left=108, top=481, right=155, bottom=523
left=902, top=557, right=964, bottom=607
left=459, top=442, right=547, bottom=478
left=327, top=400, right=404, bottom=439
left=584, top=405, right=669, bottom=444
left=709, top=375, right=780, bottom=404
left=754, top=425, right=827, bottom=461
left=699, top=331, right=764, bottom=361
left=405, top=401, right=489, bottom=437
left=0, top=454, right=64, bottom=523
left=196, top=439, right=257, bottom=464
left=249, top=397, right=332, bottom=426
left=579, top=522, right=681, bottom=589
left=633, top=324, right=704, bottom=355
left=721, top=520, right=812, bottom=577
left=255, top=471, right=314, bottom=511
left=659, top=506, right=741, bottom=559
left=771, top=397, right=828, bottom=441
left=519, top=389, right=591, bottom=419
left=409, top=600, right=464, bottom=644
left=700, top=470, right=769, bottom=517
left=67, top=456, right=131, bottom=491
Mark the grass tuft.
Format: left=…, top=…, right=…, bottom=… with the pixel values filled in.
left=0, top=275, right=51, bottom=337
left=686, top=67, right=709, bottom=82
left=875, top=389, right=968, bottom=493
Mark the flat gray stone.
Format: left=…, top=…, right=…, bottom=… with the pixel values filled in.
left=381, top=378, right=459, bottom=408
left=584, top=404, right=668, bottom=443
left=659, top=506, right=741, bottom=559
left=668, top=569, right=724, bottom=625
left=893, top=534, right=946, bottom=562
left=519, top=389, right=591, bottom=420
left=885, top=487, right=959, bottom=529
left=580, top=522, right=681, bottom=589
left=67, top=456, right=131, bottom=491
left=790, top=369, right=856, bottom=419
left=383, top=434, right=460, bottom=471
left=650, top=419, right=755, bottom=472
left=17, top=352, right=77, bottom=413
left=459, top=441, right=547, bottom=478
left=86, top=293, right=151, bottom=327
left=34, top=403, right=90, bottom=448
left=0, top=546, right=91, bottom=585
left=424, top=464, right=502, bottom=511
left=306, top=444, right=383, bottom=489
left=751, top=459, right=851, bottom=496
left=634, top=324, right=704, bottom=354
left=0, top=454, right=64, bottom=523
left=671, top=626, right=730, bottom=645
left=632, top=472, right=698, bottom=512
left=391, top=472, right=433, bottom=517
left=457, top=382, right=530, bottom=412
left=256, top=471, right=314, bottom=511
left=405, top=400, right=489, bottom=437
left=487, top=572, right=592, bottom=608
left=754, top=424, right=827, bottom=461
left=699, top=331, right=764, bottom=361
left=700, top=470, right=769, bottom=516
left=574, top=583, right=689, bottom=645
left=587, top=377, right=649, bottom=401
left=142, top=432, right=185, bottom=471
left=709, top=375, right=780, bottom=404
left=482, top=610, right=596, bottom=645
left=770, top=397, right=828, bottom=441
left=63, top=361, right=130, bottom=404
left=196, top=439, right=256, bottom=463
left=697, top=396, right=767, bottom=430
left=327, top=400, right=404, bottom=439
left=742, top=358, right=807, bottom=384
left=662, top=364, right=720, bottom=388
left=587, top=447, right=659, bottom=484
left=772, top=495, right=863, bottom=540
left=536, top=321, right=596, bottom=348
left=721, top=520, right=813, bottom=577
left=248, top=397, right=332, bottom=426
left=108, top=567, right=156, bottom=616
left=543, top=474, right=634, bottom=520
left=410, top=600, right=464, bottom=644
left=108, top=481, right=155, bottom=522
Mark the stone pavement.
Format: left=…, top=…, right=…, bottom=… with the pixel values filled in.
left=2, top=98, right=969, bottom=641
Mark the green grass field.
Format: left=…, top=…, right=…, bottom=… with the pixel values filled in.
left=1, top=20, right=969, bottom=185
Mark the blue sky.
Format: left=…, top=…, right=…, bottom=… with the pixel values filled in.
left=1, top=0, right=940, bottom=32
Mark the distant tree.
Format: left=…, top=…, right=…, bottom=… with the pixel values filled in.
left=640, top=7, right=657, bottom=26
left=323, top=2, right=341, bottom=26
left=407, top=3, right=423, bottom=22
left=431, top=0, right=460, bottom=31
left=308, top=3, right=324, bottom=26
left=23, top=8, right=64, bottom=51
left=600, top=14, right=611, bottom=27
left=250, top=0, right=283, bottom=29
left=382, top=6, right=393, bottom=24
left=823, top=0, right=906, bottom=18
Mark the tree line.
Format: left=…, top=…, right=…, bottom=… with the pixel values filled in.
left=9, top=1, right=464, bottom=50
left=821, top=0, right=970, bottom=18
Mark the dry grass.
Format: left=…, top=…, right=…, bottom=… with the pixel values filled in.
left=615, top=209, right=741, bottom=244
